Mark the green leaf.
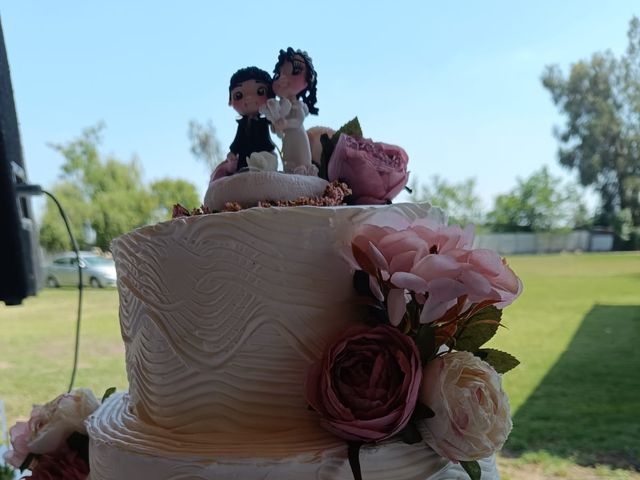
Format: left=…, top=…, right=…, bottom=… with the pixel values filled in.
left=19, top=453, right=36, bottom=472
left=335, top=117, right=363, bottom=139
left=398, top=421, right=423, bottom=444
left=413, top=402, right=435, bottom=420
left=347, top=442, right=363, bottom=480
left=460, top=460, right=481, bottom=480
left=475, top=348, right=520, bottom=374
left=102, top=386, right=117, bottom=402
left=455, top=306, right=502, bottom=352
left=415, top=324, right=437, bottom=365
left=318, top=133, right=335, bottom=180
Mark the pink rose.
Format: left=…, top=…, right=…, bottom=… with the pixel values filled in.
left=306, top=126, right=336, bottom=165
left=328, top=134, right=409, bottom=204
left=418, top=352, right=512, bottom=461
left=351, top=223, right=522, bottom=325
left=305, top=324, right=422, bottom=443
left=28, top=450, right=89, bottom=480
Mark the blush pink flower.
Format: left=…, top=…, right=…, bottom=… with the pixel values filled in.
left=3, top=420, right=31, bottom=469
left=328, top=134, right=409, bottom=204
left=305, top=324, right=422, bottom=443
left=351, top=223, right=522, bottom=325
left=418, top=352, right=512, bottom=461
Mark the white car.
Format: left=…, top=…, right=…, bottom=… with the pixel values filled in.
left=45, top=252, right=117, bottom=288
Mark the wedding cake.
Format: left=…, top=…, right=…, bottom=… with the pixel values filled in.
left=4, top=48, right=521, bottom=480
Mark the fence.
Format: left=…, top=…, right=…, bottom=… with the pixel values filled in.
left=474, top=230, right=614, bottom=255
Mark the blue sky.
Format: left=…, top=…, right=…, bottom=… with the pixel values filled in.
left=2, top=2, right=638, bottom=216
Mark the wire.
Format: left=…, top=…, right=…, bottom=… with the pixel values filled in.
left=41, top=189, right=84, bottom=393
left=16, top=184, right=84, bottom=393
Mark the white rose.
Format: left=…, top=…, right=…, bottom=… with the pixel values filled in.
left=27, top=388, right=100, bottom=454
left=418, top=351, right=512, bottom=461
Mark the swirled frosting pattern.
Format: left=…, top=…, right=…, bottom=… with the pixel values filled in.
left=112, top=204, right=444, bottom=434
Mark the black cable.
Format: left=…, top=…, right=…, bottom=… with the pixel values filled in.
left=16, top=184, right=83, bottom=392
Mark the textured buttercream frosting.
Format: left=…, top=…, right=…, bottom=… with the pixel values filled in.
left=87, top=392, right=499, bottom=479
left=88, top=204, right=500, bottom=479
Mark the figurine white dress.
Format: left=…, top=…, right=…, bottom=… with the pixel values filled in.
left=260, top=48, right=319, bottom=176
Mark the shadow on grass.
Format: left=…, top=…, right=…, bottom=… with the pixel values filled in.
left=504, top=304, right=640, bottom=471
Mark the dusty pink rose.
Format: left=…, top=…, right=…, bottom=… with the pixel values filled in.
left=418, top=352, right=512, bottom=461
left=3, top=420, right=31, bottom=469
left=28, top=450, right=89, bottom=480
left=328, top=134, right=409, bottom=204
left=306, top=126, right=336, bottom=165
left=351, top=223, right=522, bottom=325
left=305, top=324, right=421, bottom=443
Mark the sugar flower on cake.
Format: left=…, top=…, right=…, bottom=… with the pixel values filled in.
left=3, top=388, right=100, bottom=476
left=327, top=133, right=409, bottom=205
left=304, top=324, right=421, bottom=443
left=350, top=222, right=522, bottom=331
left=418, top=351, right=512, bottom=462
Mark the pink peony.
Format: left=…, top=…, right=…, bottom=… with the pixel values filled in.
left=28, top=450, right=89, bottom=480
left=3, top=421, right=31, bottom=469
left=328, top=134, right=409, bottom=204
left=418, top=351, right=512, bottom=461
left=351, top=223, right=522, bottom=325
left=305, top=324, right=422, bottom=443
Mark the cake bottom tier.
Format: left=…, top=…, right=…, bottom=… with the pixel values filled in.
left=87, top=393, right=499, bottom=480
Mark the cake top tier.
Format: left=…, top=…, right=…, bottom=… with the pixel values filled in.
left=202, top=47, right=410, bottom=211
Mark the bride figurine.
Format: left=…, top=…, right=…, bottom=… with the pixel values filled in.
left=260, top=48, right=319, bottom=175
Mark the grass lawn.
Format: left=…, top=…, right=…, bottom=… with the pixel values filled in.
left=1, top=252, right=639, bottom=479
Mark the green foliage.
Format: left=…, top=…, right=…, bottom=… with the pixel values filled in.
left=410, top=175, right=484, bottom=226
left=475, top=348, right=520, bottom=374
left=150, top=178, right=200, bottom=221
left=542, top=16, right=640, bottom=229
left=486, top=166, right=588, bottom=232
left=455, top=306, right=502, bottom=352
left=460, top=460, right=481, bottom=480
left=40, top=124, right=200, bottom=252
left=101, top=386, right=117, bottom=402
left=0, top=464, right=14, bottom=480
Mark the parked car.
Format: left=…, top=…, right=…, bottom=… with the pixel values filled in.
left=45, top=252, right=117, bottom=288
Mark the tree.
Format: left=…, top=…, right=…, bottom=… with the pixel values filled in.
left=486, top=166, right=588, bottom=232
left=149, top=178, right=200, bottom=221
left=188, top=119, right=224, bottom=170
left=410, top=175, right=484, bottom=226
left=541, top=16, right=640, bottom=229
left=40, top=124, right=200, bottom=252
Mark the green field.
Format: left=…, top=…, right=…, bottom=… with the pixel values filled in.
left=1, top=252, right=639, bottom=478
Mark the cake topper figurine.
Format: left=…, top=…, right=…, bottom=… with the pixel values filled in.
left=227, top=66, right=277, bottom=172
left=260, top=47, right=318, bottom=175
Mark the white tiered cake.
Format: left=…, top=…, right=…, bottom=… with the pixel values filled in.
left=85, top=204, right=500, bottom=480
